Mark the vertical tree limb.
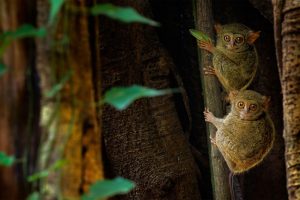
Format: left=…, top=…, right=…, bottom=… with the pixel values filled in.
left=36, top=1, right=104, bottom=199
left=282, top=1, right=300, bottom=199
left=0, top=0, right=35, bottom=198
left=193, top=0, right=231, bottom=199
left=274, top=0, right=300, bottom=199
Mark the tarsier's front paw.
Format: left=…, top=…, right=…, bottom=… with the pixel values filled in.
left=203, top=66, right=216, bottom=75
left=203, top=107, right=215, bottom=123
left=197, top=40, right=214, bottom=53
left=210, top=136, right=217, bottom=145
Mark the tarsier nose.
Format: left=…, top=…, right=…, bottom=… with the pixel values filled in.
left=230, top=40, right=235, bottom=47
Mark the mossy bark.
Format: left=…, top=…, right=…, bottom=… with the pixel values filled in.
left=36, top=1, right=104, bottom=199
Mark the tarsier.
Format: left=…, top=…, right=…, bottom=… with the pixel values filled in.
left=204, top=90, right=275, bottom=173
left=198, top=23, right=260, bottom=91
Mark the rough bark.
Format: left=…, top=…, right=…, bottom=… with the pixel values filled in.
left=36, top=1, right=104, bottom=199
left=193, top=0, right=231, bottom=199
left=99, top=0, right=201, bottom=199
left=278, top=0, right=300, bottom=199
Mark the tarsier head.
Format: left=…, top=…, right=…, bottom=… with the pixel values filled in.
left=215, top=23, right=260, bottom=52
left=229, top=90, right=270, bottom=121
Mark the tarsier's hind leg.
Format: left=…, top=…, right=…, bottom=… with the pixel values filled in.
left=223, top=156, right=241, bottom=174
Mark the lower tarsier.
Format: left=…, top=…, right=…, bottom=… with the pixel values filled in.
left=204, top=90, right=275, bottom=200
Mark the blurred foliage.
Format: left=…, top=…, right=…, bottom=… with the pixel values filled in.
left=91, top=3, right=159, bottom=26
left=102, top=85, right=176, bottom=110
left=49, top=0, right=65, bottom=25
left=82, top=177, right=135, bottom=200
left=0, top=151, right=15, bottom=167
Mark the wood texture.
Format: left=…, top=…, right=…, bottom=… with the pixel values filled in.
left=99, top=0, right=201, bottom=199
left=280, top=0, right=300, bottom=199
left=36, top=1, right=104, bottom=199
left=0, top=0, right=36, bottom=199
left=193, top=0, right=231, bottom=199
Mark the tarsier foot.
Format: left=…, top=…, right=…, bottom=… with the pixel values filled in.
left=197, top=40, right=214, bottom=53
left=203, top=66, right=216, bottom=75
left=203, top=107, right=215, bottom=123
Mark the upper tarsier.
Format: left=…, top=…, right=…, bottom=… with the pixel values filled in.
left=198, top=23, right=260, bottom=91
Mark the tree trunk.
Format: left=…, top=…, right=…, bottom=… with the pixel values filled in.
left=36, top=1, right=104, bottom=199
left=193, top=0, right=231, bottom=199
left=274, top=0, right=300, bottom=199
left=99, top=0, right=202, bottom=199
left=0, top=0, right=37, bottom=199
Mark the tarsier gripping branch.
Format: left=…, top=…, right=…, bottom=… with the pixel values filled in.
left=204, top=90, right=275, bottom=173
left=191, top=24, right=275, bottom=174
left=195, top=23, right=260, bottom=91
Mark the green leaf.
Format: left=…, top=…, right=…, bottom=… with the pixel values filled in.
left=27, top=159, right=67, bottom=182
left=45, top=70, right=72, bottom=98
left=102, top=85, right=176, bottom=110
left=90, top=3, right=159, bottom=26
left=189, top=29, right=211, bottom=42
left=81, top=177, right=135, bottom=200
left=0, top=63, right=7, bottom=76
left=0, top=152, right=15, bottom=167
left=0, top=25, right=46, bottom=57
left=27, top=170, right=49, bottom=182
left=0, top=39, right=12, bottom=57
left=27, top=192, right=40, bottom=200
left=49, top=0, right=65, bottom=25
left=49, top=159, right=67, bottom=170
left=0, top=24, right=46, bottom=40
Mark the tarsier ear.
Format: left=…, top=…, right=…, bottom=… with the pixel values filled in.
left=214, top=23, right=222, bottom=33
left=229, top=90, right=239, bottom=101
left=247, top=31, right=261, bottom=44
left=262, top=96, right=271, bottom=110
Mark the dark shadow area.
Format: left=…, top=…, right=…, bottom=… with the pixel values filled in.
left=150, top=0, right=213, bottom=199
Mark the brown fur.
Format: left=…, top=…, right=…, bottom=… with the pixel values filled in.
left=204, top=90, right=275, bottom=174
left=198, top=23, right=260, bottom=91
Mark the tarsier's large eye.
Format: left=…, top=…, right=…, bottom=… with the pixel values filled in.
left=237, top=101, right=245, bottom=109
left=250, top=104, right=257, bottom=111
left=235, top=36, right=244, bottom=44
left=224, top=35, right=230, bottom=42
